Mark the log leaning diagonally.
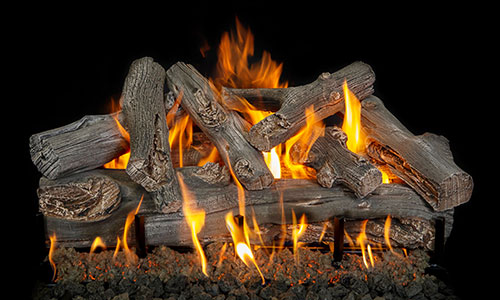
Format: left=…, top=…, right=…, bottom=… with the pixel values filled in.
left=166, top=62, right=274, bottom=190
left=223, top=61, right=376, bottom=152
left=360, top=96, right=473, bottom=211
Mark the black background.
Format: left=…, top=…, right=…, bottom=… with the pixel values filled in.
left=13, top=3, right=494, bottom=299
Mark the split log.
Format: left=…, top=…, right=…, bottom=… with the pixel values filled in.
left=360, top=96, right=473, bottom=211
left=29, top=113, right=129, bottom=180
left=223, top=61, right=375, bottom=152
left=292, top=127, right=382, bottom=198
left=38, top=173, right=121, bottom=222
left=121, top=57, right=181, bottom=212
left=166, top=62, right=274, bottom=190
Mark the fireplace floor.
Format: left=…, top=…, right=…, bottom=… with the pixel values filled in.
left=33, top=243, right=458, bottom=300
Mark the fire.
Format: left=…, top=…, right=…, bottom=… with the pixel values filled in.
left=292, top=209, right=308, bottom=263
left=48, top=232, right=57, bottom=281
left=104, top=97, right=130, bottom=169
left=121, top=195, right=143, bottom=265
left=90, top=236, right=107, bottom=254
left=225, top=211, right=265, bottom=285
left=342, top=81, right=365, bottom=154
left=283, top=105, right=325, bottom=178
left=214, top=17, right=287, bottom=90
left=356, top=220, right=375, bottom=269
left=177, top=172, right=208, bottom=276
left=342, top=81, right=393, bottom=183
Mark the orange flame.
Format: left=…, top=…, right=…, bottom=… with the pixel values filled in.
left=342, top=81, right=365, bottom=154
left=178, top=172, right=208, bottom=276
left=292, top=209, right=308, bottom=264
left=283, top=105, right=325, bottom=178
left=225, top=211, right=265, bottom=285
left=48, top=233, right=57, bottom=281
left=356, top=220, right=374, bottom=269
left=121, top=195, right=143, bottom=265
left=104, top=97, right=130, bottom=169
left=214, top=17, right=287, bottom=90
left=90, top=236, right=107, bottom=254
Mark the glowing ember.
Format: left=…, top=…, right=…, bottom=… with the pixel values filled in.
left=178, top=172, right=208, bottom=276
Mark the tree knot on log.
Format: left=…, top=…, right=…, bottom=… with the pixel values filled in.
left=249, top=113, right=291, bottom=151
left=193, top=162, right=231, bottom=185
left=194, top=88, right=227, bottom=128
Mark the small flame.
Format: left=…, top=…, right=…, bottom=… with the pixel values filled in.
left=121, top=195, right=143, bottom=265
left=292, top=209, right=308, bottom=264
left=356, top=220, right=374, bottom=269
left=90, top=236, right=107, bottom=254
left=318, top=221, right=329, bottom=243
left=48, top=233, right=57, bottom=281
left=342, top=81, right=365, bottom=154
left=178, top=172, right=208, bottom=276
left=113, top=237, right=121, bottom=260
left=225, top=211, right=265, bottom=285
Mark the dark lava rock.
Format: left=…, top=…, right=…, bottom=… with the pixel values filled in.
left=164, top=274, right=188, bottom=293
left=259, top=285, right=279, bottom=300
left=406, top=281, right=423, bottom=298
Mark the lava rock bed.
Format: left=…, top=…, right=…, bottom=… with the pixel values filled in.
left=34, top=242, right=459, bottom=299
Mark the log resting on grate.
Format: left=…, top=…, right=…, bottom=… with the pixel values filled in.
left=166, top=62, right=274, bottom=190
left=40, top=168, right=452, bottom=251
left=222, top=61, right=375, bottom=152
left=360, top=96, right=473, bottom=211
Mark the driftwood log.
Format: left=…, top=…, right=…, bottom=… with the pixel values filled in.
left=120, top=57, right=181, bottom=212
left=166, top=62, right=274, bottom=190
left=360, top=96, right=473, bottom=211
left=41, top=168, right=452, bottom=251
left=29, top=113, right=129, bottom=180
left=38, top=173, right=121, bottom=222
left=223, top=61, right=375, bottom=152
left=292, top=127, right=382, bottom=198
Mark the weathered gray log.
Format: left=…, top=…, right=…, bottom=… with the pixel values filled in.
left=166, top=62, right=274, bottom=190
left=223, top=61, right=375, bottom=152
left=361, top=96, right=473, bottom=211
left=170, top=132, right=217, bottom=168
left=38, top=173, right=121, bottom=222
left=42, top=169, right=452, bottom=250
left=121, top=57, right=181, bottom=212
left=292, top=127, right=382, bottom=198
left=29, top=113, right=129, bottom=179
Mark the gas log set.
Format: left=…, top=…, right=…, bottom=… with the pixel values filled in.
left=31, top=24, right=472, bottom=300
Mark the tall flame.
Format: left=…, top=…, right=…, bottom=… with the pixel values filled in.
left=342, top=81, right=365, bottom=154
left=48, top=233, right=57, bottom=281
left=292, top=209, right=308, bottom=264
left=356, top=220, right=375, bottom=269
left=121, top=195, right=143, bottom=265
left=178, top=172, right=208, bottom=276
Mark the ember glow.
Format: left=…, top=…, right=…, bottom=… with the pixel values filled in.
left=178, top=172, right=208, bottom=276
